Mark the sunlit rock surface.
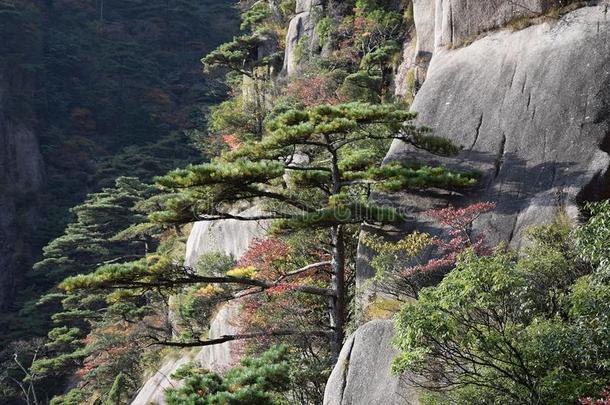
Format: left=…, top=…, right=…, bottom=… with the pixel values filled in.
left=386, top=5, right=610, bottom=250
left=283, top=0, right=323, bottom=75
left=184, top=205, right=270, bottom=267
left=324, top=320, right=420, bottom=405
left=131, top=208, right=269, bottom=404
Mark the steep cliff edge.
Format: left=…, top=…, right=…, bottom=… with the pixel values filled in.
left=331, top=3, right=610, bottom=403
left=0, top=66, right=44, bottom=310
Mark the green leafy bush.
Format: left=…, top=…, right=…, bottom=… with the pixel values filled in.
left=393, top=206, right=610, bottom=404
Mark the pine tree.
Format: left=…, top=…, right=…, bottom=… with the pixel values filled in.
left=33, top=177, right=157, bottom=287
left=10, top=178, right=161, bottom=400
left=61, top=102, right=478, bottom=358
left=165, top=345, right=292, bottom=405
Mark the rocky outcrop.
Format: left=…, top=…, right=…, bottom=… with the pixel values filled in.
left=282, top=0, right=323, bottom=75
left=0, top=66, right=44, bottom=310
left=386, top=4, right=610, bottom=249
left=184, top=205, right=270, bottom=267
left=132, top=208, right=269, bottom=404
left=131, top=303, right=242, bottom=405
left=324, top=320, right=420, bottom=405
left=341, top=3, right=610, bottom=403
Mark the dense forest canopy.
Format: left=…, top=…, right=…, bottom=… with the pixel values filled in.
left=0, top=0, right=237, bottom=328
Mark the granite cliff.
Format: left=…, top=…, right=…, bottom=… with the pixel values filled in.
left=132, top=208, right=269, bottom=404
left=328, top=2, right=610, bottom=404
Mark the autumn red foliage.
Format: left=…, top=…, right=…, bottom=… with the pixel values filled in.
left=234, top=238, right=330, bottom=349
left=237, top=238, right=291, bottom=279
left=222, top=134, right=241, bottom=151
left=286, top=76, right=346, bottom=107
left=580, top=388, right=610, bottom=405
left=405, top=202, right=496, bottom=276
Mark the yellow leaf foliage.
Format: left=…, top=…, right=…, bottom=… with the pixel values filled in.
left=362, top=231, right=432, bottom=257
left=226, top=266, right=258, bottom=279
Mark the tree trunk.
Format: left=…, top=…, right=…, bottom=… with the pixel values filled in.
left=326, top=138, right=346, bottom=360
left=329, top=224, right=346, bottom=360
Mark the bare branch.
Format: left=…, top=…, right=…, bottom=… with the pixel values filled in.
left=146, top=329, right=333, bottom=348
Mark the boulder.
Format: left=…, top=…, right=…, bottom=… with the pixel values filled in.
left=193, top=302, right=242, bottom=371
left=360, top=3, right=610, bottom=305
left=323, top=320, right=420, bottom=405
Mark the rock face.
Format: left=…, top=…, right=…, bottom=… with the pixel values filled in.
left=132, top=208, right=269, bottom=404
left=402, top=1, right=595, bottom=93
left=0, top=67, right=44, bottom=310
left=417, top=0, right=584, bottom=50
left=323, top=320, right=420, bottom=405
left=193, top=303, right=242, bottom=371
left=184, top=205, right=270, bottom=267
left=387, top=4, right=610, bottom=249
left=131, top=303, right=242, bottom=405
left=282, top=0, right=323, bottom=75
left=338, top=3, right=610, bottom=403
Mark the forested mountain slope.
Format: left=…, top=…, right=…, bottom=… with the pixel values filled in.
left=0, top=0, right=237, bottom=310
left=0, top=0, right=237, bottom=402
left=2, top=1, right=610, bottom=404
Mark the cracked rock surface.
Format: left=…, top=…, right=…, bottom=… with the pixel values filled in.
left=385, top=5, right=610, bottom=251
left=323, top=320, right=420, bottom=405
left=324, top=320, right=419, bottom=405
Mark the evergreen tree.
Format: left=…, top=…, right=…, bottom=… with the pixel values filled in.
left=103, top=373, right=128, bottom=405
left=33, top=177, right=158, bottom=288
left=60, top=102, right=478, bottom=358
left=165, top=345, right=292, bottom=405
left=0, top=178, right=160, bottom=403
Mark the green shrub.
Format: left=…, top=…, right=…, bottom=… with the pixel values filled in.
left=393, top=207, right=610, bottom=404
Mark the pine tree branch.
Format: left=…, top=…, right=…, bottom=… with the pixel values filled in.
left=95, top=273, right=334, bottom=297
left=198, top=213, right=288, bottom=221
left=276, top=261, right=332, bottom=281
left=285, top=165, right=332, bottom=172
left=145, top=329, right=333, bottom=348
